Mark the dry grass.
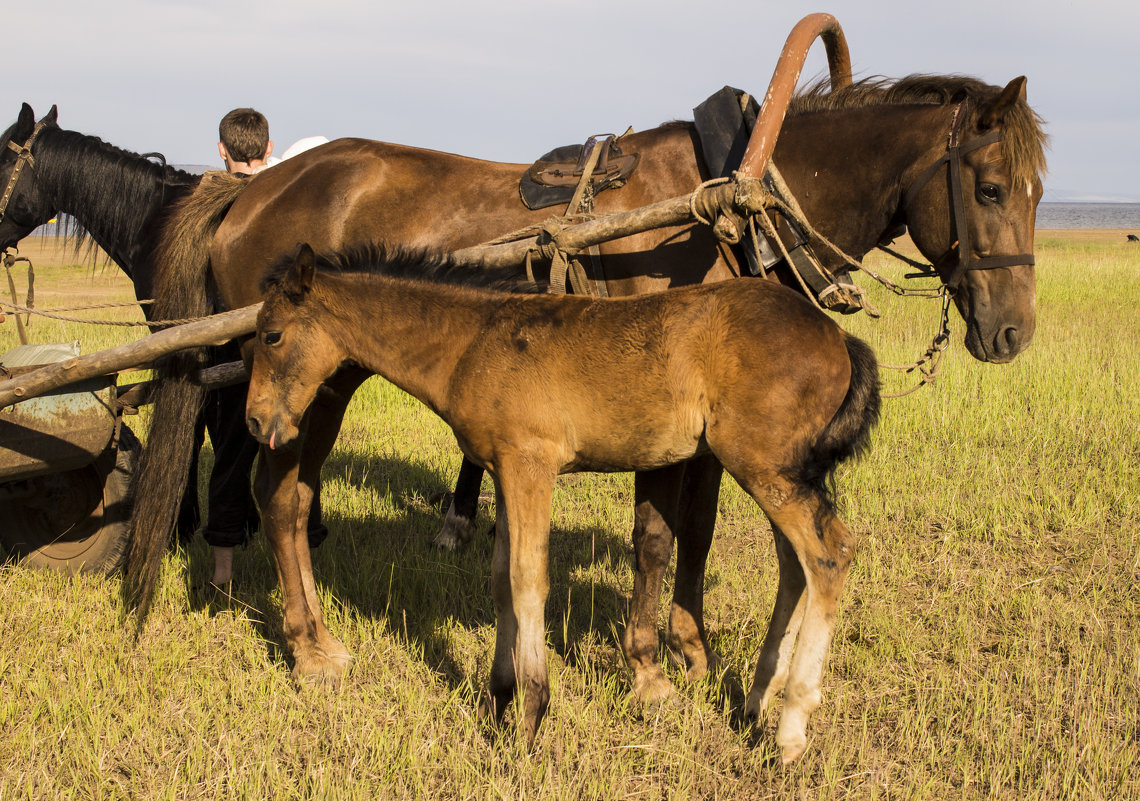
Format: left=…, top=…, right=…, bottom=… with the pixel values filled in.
left=0, top=232, right=1137, bottom=800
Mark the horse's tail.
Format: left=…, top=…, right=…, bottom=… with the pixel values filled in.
left=123, top=170, right=249, bottom=626
left=798, top=332, right=881, bottom=502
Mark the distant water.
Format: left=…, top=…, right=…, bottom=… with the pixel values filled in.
left=1036, top=202, right=1140, bottom=229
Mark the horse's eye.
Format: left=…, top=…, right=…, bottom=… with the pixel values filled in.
left=263, top=331, right=282, bottom=346
left=977, top=183, right=1001, bottom=204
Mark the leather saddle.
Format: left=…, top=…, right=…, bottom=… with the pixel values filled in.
left=519, top=134, right=639, bottom=211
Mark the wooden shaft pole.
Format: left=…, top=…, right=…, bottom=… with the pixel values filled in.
left=0, top=304, right=261, bottom=408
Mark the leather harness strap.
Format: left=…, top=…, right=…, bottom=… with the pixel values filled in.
left=0, top=119, right=50, bottom=226
left=902, top=104, right=1035, bottom=288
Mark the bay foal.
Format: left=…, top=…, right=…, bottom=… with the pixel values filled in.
left=245, top=245, right=880, bottom=763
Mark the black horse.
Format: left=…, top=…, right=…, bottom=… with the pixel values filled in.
left=0, top=103, right=257, bottom=562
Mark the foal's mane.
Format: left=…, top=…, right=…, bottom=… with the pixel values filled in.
left=788, top=74, right=1048, bottom=189
left=2, top=120, right=200, bottom=255
left=261, top=244, right=543, bottom=295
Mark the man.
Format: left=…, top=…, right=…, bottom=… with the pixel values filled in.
left=184, top=107, right=326, bottom=591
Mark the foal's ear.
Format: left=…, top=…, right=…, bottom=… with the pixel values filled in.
left=977, top=76, right=1027, bottom=131
left=284, top=242, right=318, bottom=301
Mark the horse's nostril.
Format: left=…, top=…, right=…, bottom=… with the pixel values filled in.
left=997, top=325, right=1020, bottom=355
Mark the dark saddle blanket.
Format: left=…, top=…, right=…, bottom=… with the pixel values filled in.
left=518, top=134, right=640, bottom=211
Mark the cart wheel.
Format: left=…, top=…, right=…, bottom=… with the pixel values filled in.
left=0, top=424, right=140, bottom=575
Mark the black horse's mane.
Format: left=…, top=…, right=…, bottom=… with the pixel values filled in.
left=17, top=124, right=200, bottom=254
left=262, top=243, right=543, bottom=295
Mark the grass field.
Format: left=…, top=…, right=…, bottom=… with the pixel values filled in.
left=0, top=232, right=1137, bottom=799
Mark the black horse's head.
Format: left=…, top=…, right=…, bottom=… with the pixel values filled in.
left=0, top=103, right=60, bottom=251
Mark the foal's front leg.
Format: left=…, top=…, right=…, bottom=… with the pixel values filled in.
left=256, top=441, right=346, bottom=684
left=485, top=458, right=555, bottom=746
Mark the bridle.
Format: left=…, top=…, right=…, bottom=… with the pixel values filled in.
left=0, top=115, right=50, bottom=228
left=901, top=102, right=1036, bottom=289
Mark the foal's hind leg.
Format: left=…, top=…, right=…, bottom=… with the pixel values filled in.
left=745, top=526, right=807, bottom=717
left=432, top=458, right=483, bottom=550
left=624, top=465, right=684, bottom=703
left=736, top=476, right=856, bottom=764
left=666, top=455, right=724, bottom=682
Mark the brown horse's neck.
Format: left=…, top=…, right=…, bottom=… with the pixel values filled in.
left=776, top=103, right=951, bottom=261
left=312, top=273, right=493, bottom=416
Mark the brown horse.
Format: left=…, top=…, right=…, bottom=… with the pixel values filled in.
left=127, top=74, right=1046, bottom=708
left=245, top=243, right=880, bottom=763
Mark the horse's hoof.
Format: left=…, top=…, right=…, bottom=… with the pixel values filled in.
left=631, top=668, right=676, bottom=705
left=684, top=650, right=723, bottom=683
left=779, top=739, right=807, bottom=765
left=431, top=509, right=477, bottom=550
left=291, top=647, right=350, bottom=687
left=318, top=634, right=354, bottom=668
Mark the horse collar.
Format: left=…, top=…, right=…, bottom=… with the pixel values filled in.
left=0, top=118, right=49, bottom=227
left=904, top=103, right=1035, bottom=289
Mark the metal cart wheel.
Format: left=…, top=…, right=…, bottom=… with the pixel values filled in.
left=0, top=424, right=139, bottom=574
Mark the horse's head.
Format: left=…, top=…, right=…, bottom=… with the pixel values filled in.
left=246, top=243, right=344, bottom=450
left=902, top=77, right=1045, bottom=363
left=0, top=103, right=60, bottom=251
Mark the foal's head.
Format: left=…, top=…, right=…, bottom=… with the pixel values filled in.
left=246, top=243, right=343, bottom=450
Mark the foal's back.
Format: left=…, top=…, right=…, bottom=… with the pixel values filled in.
left=445, top=278, right=853, bottom=475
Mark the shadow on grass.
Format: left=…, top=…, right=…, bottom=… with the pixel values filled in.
left=186, top=451, right=642, bottom=699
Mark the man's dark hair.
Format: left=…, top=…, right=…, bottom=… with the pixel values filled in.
left=219, top=107, right=269, bottom=163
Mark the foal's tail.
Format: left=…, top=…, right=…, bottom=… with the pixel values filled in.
left=123, top=171, right=249, bottom=627
left=799, top=333, right=881, bottom=500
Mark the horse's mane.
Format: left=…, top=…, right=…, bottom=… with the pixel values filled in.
left=788, top=74, right=1048, bottom=189
left=25, top=125, right=200, bottom=254
left=261, top=244, right=543, bottom=295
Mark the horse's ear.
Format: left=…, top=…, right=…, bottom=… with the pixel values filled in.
left=977, top=76, right=1027, bottom=130
left=284, top=243, right=317, bottom=300
left=41, top=105, right=58, bottom=126
left=15, top=103, right=35, bottom=137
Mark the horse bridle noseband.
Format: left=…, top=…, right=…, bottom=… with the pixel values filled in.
left=0, top=116, right=50, bottom=228
left=902, top=103, right=1036, bottom=289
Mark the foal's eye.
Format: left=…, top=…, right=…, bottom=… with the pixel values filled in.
left=977, top=183, right=1001, bottom=204
left=263, top=331, right=282, bottom=346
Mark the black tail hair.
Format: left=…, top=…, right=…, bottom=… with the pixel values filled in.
left=797, top=333, right=881, bottom=503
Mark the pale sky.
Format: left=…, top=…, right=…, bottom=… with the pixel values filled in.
left=7, top=0, right=1138, bottom=201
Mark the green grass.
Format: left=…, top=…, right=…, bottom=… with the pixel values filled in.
left=1, top=238, right=1138, bottom=799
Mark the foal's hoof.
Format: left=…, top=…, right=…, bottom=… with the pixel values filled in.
left=779, top=738, right=808, bottom=765
left=291, top=646, right=352, bottom=687
left=431, top=507, right=477, bottom=550
left=631, top=667, right=676, bottom=705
